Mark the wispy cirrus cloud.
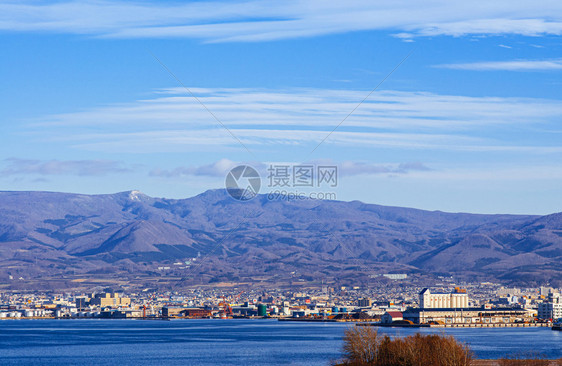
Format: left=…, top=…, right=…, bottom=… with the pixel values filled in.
left=63, top=129, right=488, bottom=154
left=30, top=87, right=562, bottom=154
left=436, top=59, right=562, bottom=71
left=339, top=161, right=431, bottom=175
left=1, top=1, right=562, bottom=42
left=1, top=158, right=130, bottom=176
left=40, top=87, right=562, bottom=130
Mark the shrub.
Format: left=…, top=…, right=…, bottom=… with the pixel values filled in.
left=337, top=327, right=473, bottom=366
left=341, top=326, right=382, bottom=365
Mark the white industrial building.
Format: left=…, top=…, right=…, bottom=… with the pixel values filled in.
left=419, top=288, right=469, bottom=309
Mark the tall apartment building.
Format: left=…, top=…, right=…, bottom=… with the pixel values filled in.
left=538, top=292, right=562, bottom=321
left=357, top=298, right=372, bottom=307
left=419, top=287, right=469, bottom=309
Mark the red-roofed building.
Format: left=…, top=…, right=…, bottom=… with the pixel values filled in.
left=381, top=311, right=403, bottom=324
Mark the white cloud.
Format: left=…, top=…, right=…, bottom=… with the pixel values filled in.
left=150, top=159, right=431, bottom=178
left=29, top=87, right=562, bottom=154
left=36, top=87, right=562, bottom=129
left=413, top=18, right=562, bottom=38
left=339, top=161, right=430, bottom=175
left=59, top=129, right=482, bottom=154
left=437, top=59, right=562, bottom=71
left=1, top=158, right=129, bottom=176
left=1, top=1, right=562, bottom=41
left=410, top=164, right=562, bottom=182
left=150, top=158, right=239, bottom=178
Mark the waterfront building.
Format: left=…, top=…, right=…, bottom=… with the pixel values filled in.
left=162, top=306, right=185, bottom=317
left=538, top=292, right=562, bottom=321
left=404, top=308, right=533, bottom=325
left=419, top=287, right=469, bottom=309
left=180, top=308, right=213, bottom=318
left=381, top=311, right=403, bottom=324
left=90, top=292, right=131, bottom=308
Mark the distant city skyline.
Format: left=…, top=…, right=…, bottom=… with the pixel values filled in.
left=1, top=1, right=562, bottom=214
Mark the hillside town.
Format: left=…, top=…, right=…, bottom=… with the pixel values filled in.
left=1, top=279, right=561, bottom=330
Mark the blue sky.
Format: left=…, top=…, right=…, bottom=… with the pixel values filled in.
left=1, top=0, right=562, bottom=214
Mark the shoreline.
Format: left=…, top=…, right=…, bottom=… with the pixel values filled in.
left=0, top=316, right=557, bottom=328
left=472, top=361, right=561, bottom=366
left=360, top=322, right=553, bottom=328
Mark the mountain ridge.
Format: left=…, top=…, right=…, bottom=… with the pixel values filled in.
left=0, top=189, right=560, bottom=288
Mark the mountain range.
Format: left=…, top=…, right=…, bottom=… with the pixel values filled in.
left=0, top=189, right=560, bottom=289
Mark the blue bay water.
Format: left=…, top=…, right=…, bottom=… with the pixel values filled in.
left=0, top=319, right=560, bottom=365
